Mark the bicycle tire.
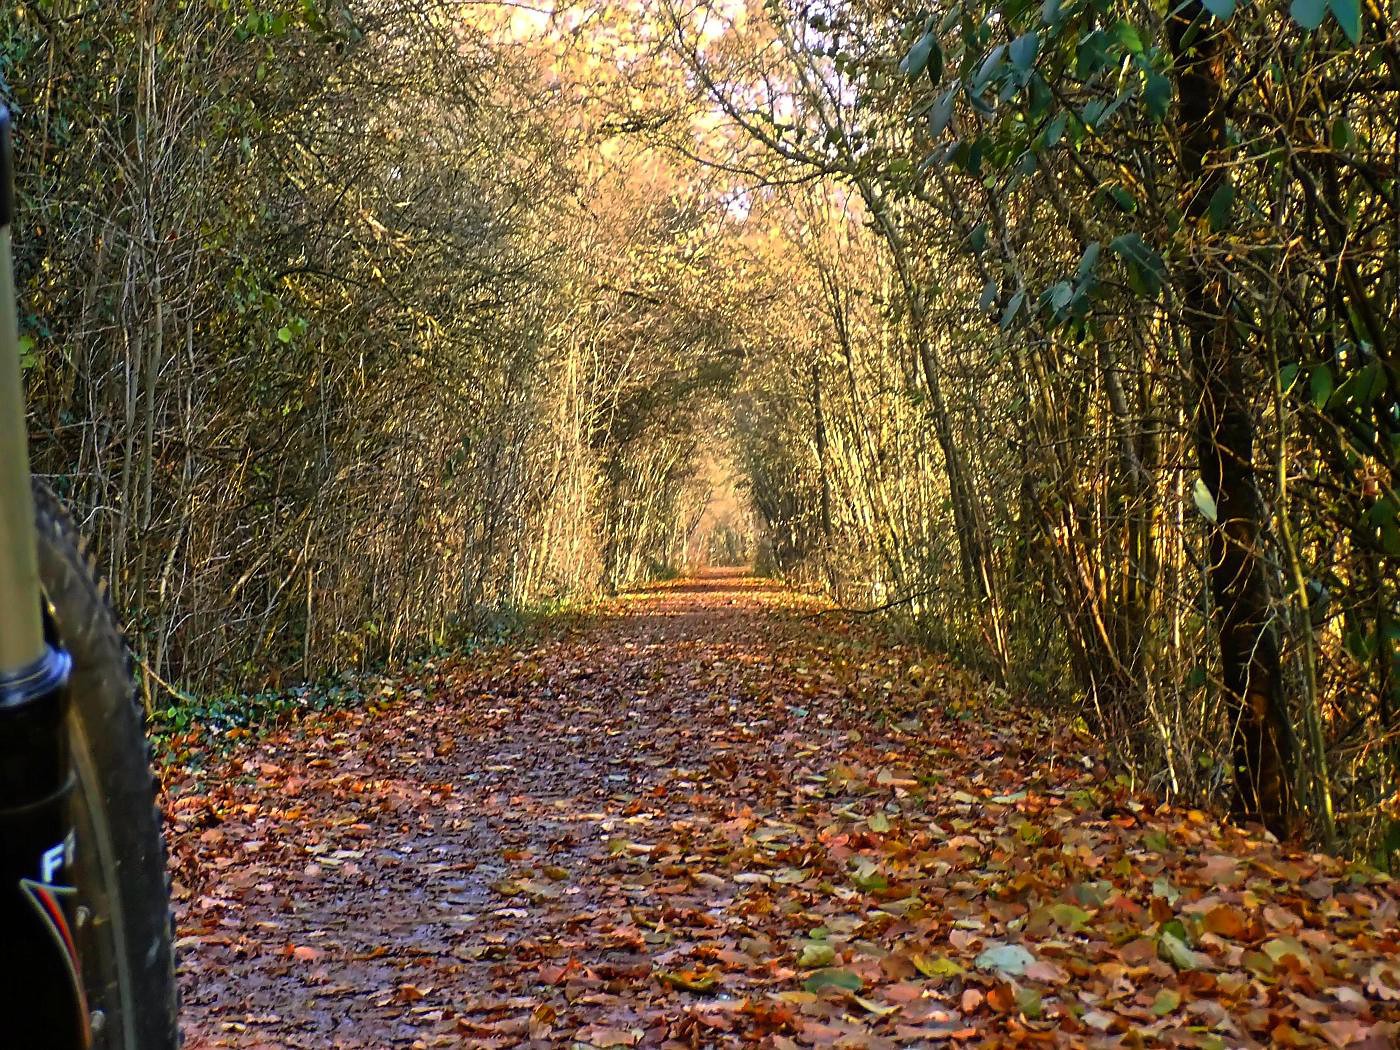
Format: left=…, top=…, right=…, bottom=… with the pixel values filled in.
left=32, top=481, right=179, bottom=1050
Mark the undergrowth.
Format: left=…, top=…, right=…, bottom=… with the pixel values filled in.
left=148, top=596, right=582, bottom=767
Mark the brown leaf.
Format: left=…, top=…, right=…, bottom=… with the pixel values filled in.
left=574, top=1025, right=641, bottom=1047
left=1204, top=904, right=1249, bottom=939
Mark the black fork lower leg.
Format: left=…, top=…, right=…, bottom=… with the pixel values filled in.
left=0, top=645, right=91, bottom=1048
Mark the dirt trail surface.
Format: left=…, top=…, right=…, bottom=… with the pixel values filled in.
left=168, top=572, right=1400, bottom=1049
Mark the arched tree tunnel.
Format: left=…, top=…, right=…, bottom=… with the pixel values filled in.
left=5, top=0, right=1399, bottom=1040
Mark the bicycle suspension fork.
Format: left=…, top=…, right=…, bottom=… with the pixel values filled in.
left=0, top=105, right=91, bottom=1048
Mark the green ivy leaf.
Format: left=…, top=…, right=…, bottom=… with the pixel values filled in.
left=1331, top=116, right=1354, bottom=150
left=960, top=137, right=986, bottom=176
left=1046, top=281, right=1073, bottom=312
left=1327, top=0, right=1361, bottom=42
left=1027, top=73, right=1053, bottom=119
left=1143, top=70, right=1172, bottom=121
left=17, top=334, right=37, bottom=371
left=900, top=32, right=941, bottom=79
left=1310, top=364, right=1334, bottom=408
left=1010, top=31, right=1039, bottom=71
left=1289, top=0, right=1327, bottom=29
left=1334, top=362, right=1388, bottom=408
left=1000, top=289, right=1025, bottom=330
left=1109, top=233, right=1165, bottom=295
left=1112, top=20, right=1145, bottom=53
left=1365, top=497, right=1396, bottom=528
left=928, top=89, right=956, bottom=137
left=1107, top=185, right=1138, bottom=213
left=1076, top=31, right=1111, bottom=78
left=1207, top=183, right=1235, bottom=232
left=927, top=40, right=945, bottom=82
left=973, top=45, right=1007, bottom=93
left=1075, top=241, right=1101, bottom=281
left=1344, top=624, right=1376, bottom=662
left=1381, top=518, right=1400, bottom=557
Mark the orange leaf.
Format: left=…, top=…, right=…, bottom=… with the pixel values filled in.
left=985, top=982, right=1017, bottom=1014
left=1204, top=904, right=1248, bottom=939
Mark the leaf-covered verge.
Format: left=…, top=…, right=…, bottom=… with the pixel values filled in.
left=168, top=573, right=1399, bottom=1049
left=152, top=601, right=583, bottom=766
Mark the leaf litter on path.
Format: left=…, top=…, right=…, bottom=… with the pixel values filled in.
left=166, top=570, right=1400, bottom=1048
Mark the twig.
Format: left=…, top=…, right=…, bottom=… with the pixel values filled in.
left=136, top=655, right=198, bottom=712
left=802, top=587, right=942, bottom=620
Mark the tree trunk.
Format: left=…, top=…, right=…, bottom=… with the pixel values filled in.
left=810, top=360, right=833, bottom=535
left=1169, top=3, right=1294, bottom=835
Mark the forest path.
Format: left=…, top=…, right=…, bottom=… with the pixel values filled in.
left=168, top=571, right=1399, bottom=1049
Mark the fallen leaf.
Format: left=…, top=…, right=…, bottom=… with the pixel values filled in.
left=798, top=941, right=837, bottom=968
left=1158, top=931, right=1210, bottom=971
left=804, top=967, right=864, bottom=993
left=975, top=941, right=1036, bottom=977
left=1151, top=987, right=1181, bottom=1016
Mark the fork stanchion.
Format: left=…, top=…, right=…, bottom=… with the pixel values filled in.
left=0, top=103, right=92, bottom=1050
